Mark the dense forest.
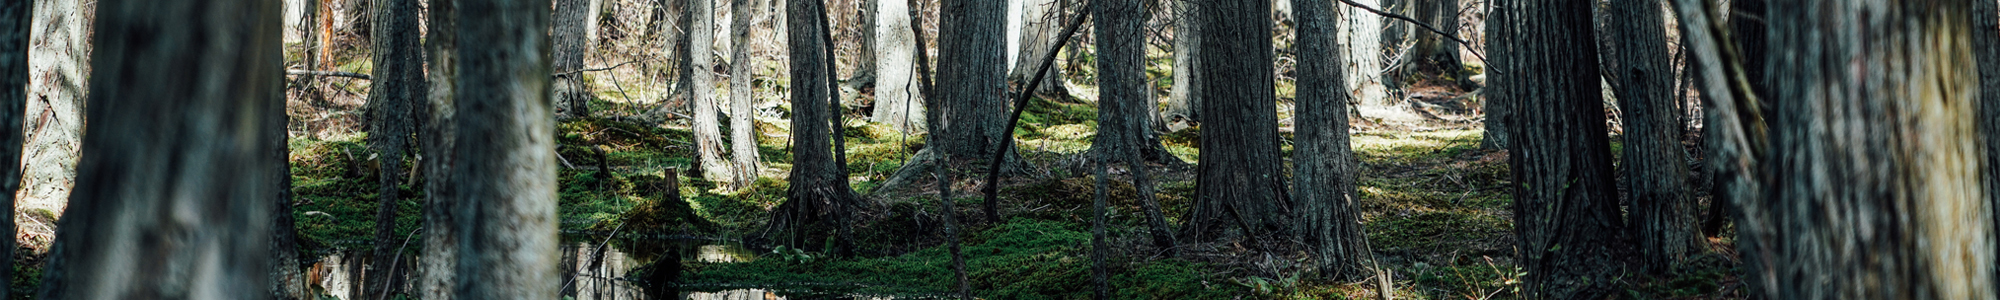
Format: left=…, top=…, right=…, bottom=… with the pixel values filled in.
left=0, top=0, right=1995, bottom=299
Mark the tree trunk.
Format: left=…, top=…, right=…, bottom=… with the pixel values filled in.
left=1478, top=0, right=1511, bottom=150
left=936, top=0, right=1008, bottom=163
left=690, top=0, right=734, bottom=185
left=1978, top=0, right=2000, bottom=270
left=729, top=0, right=762, bottom=189
left=269, top=45, right=307, bottom=300
left=0, top=1, right=25, bottom=298
left=1294, top=0, right=1371, bottom=280
left=1184, top=0, right=1289, bottom=242
left=1163, top=0, right=1200, bottom=124
left=554, top=0, right=597, bottom=118
left=344, top=0, right=371, bottom=44
left=762, top=0, right=863, bottom=256
left=869, top=0, right=924, bottom=133
left=1092, top=0, right=1177, bottom=254
left=1008, top=0, right=1068, bottom=97
left=1411, top=0, right=1462, bottom=79
left=417, top=0, right=459, bottom=298
left=1089, top=143, right=1109, bottom=300
left=1341, top=0, right=1392, bottom=108
left=850, top=0, right=878, bottom=85
left=366, top=0, right=425, bottom=296
left=1492, top=0, right=1621, bottom=298
left=453, top=0, right=559, bottom=298
left=1603, top=0, right=1692, bottom=274
left=34, top=0, right=283, bottom=297
left=1751, top=1, right=1993, bottom=298
left=21, top=0, right=90, bottom=222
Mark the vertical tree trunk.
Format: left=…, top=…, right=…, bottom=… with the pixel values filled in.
left=35, top=0, right=283, bottom=297
left=21, top=0, right=90, bottom=222
left=1604, top=0, right=1692, bottom=274
left=1294, top=0, right=1371, bottom=281
left=1341, top=0, right=1391, bottom=107
left=1492, top=0, right=1621, bottom=298
left=269, top=38, right=307, bottom=299
left=344, top=0, right=372, bottom=44
left=1163, top=0, right=1200, bottom=124
left=1753, top=1, right=1993, bottom=298
left=1478, top=1, right=1510, bottom=150
left=366, top=0, right=425, bottom=296
left=1089, top=144, right=1109, bottom=300
left=691, top=0, right=734, bottom=185
left=761, top=0, right=863, bottom=256
left=0, top=1, right=25, bottom=298
left=303, top=0, right=324, bottom=105
left=1185, top=0, right=1289, bottom=241
left=850, top=0, right=878, bottom=85
left=453, top=0, right=559, bottom=298
left=1008, top=0, right=1068, bottom=97
left=1978, top=0, right=2000, bottom=268
left=936, top=0, right=1007, bottom=162
left=729, top=0, right=762, bottom=189
left=417, top=0, right=459, bottom=298
left=1411, top=0, right=1462, bottom=78
left=869, top=0, right=924, bottom=133
left=1093, top=0, right=1177, bottom=253
left=554, top=0, right=596, bottom=118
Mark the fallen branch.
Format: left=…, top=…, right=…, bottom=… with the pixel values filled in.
left=554, top=59, right=651, bottom=77
left=286, top=69, right=371, bottom=80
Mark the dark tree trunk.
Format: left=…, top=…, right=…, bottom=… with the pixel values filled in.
left=761, top=0, right=862, bottom=256
left=850, top=0, right=878, bottom=85
left=1478, top=0, right=1510, bottom=150
left=1751, top=1, right=1993, bottom=298
left=692, top=0, right=734, bottom=185
left=1603, top=0, right=1692, bottom=274
left=554, top=0, right=596, bottom=118
left=269, top=61, right=306, bottom=300
left=366, top=0, right=425, bottom=296
left=935, top=0, right=1007, bottom=162
left=1411, top=0, right=1462, bottom=78
left=729, top=0, right=761, bottom=189
left=453, top=0, right=559, bottom=298
left=417, top=0, right=459, bottom=298
left=1090, top=144, right=1110, bottom=300
left=1492, top=0, right=1622, bottom=298
left=1093, top=0, right=1177, bottom=254
left=35, top=0, right=284, bottom=297
left=1163, top=0, right=1199, bottom=124
left=1294, top=0, right=1371, bottom=281
left=1184, top=0, right=1289, bottom=242
left=1973, top=0, right=2000, bottom=270
left=0, top=1, right=23, bottom=298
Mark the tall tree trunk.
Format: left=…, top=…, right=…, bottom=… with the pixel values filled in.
left=554, top=0, right=597, bottom=118
left=0, top=1, right=25, bottom=298
left=417, top=0, right=459, bottom=298
left=936, top=0, right=1007, bottom=162
left=1294, top=0, right=1371, bottom=280
left=729, top=0, right=761, bottom=189
left=850, top=0, right=878, bottom=85
left=1008, top=0, right=1067, bottom=97
left=691, top=0, right=734, bottom=185
left=269, top=33, right=307, bottom=299
left=1184, top=0, right=1289, bottom=242
left=1492, top=0, right=1621, bottom=298
left=1089, top=142, right=1109, bottom=300
left=366, top=0, right=425, bottom=296
left=35, top=0, right=283, bottom=297
left=869, top=0, right=924, bottom=133
left=1411, top=0, right=1462, bottom=79
left=453, top=0, right=559, bottom=298
left=1751, top=1, right=1993, bottom=298
left=761, top=0, right=863, bottom=256
left=1478, top=0, right=1510, bottom=150
left=1092, top=0, right=1177, bottom=254
left=1978, top=0, right=2000, bottom=272
left=1163, top=0, right=1200, bottom=124
left=1342, top=0, right=1391, bottom=107
left=1604, top=0, right=1692, bottom=274
left=21, top=0, right=90, bottom=222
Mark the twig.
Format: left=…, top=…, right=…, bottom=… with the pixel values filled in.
left=983, top=0, right=1096, bottom=223
left=1333, top=0, right=1497, bottom=74
left=554, top=59, right=652, bottom=77
left=287, top=69, right=371, bottom=80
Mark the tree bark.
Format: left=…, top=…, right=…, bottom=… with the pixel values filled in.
left=554, top=0, right=597, bottom=118
left=690, top=0, right=734, bottom=185
left=1008, top=0, right=1068, bottom=97
left=1978, top=0, right=2000, bottom=274
left=850, top=0, right=878, bottom=85
left=344, top=0, right=371, bottom=44
left=1411, top=0, right=1462, bottom=79
left=1751, top=1, right=1993, bottom=298
left=1342, top=0, right=1391, bottom=108
left=366, top=0, right=425, bottom=296
left=1163, top=0, right=1200, bottom=124
left=417, top=0, right=459, bottom=298
left=1491, top=0, right=1621, bottom=298
left=453, top=0, right=559, bottom=298
left=729, top=0, right=761, bottom=189
left=35, top=0, right=283, bottom=297
left=1093, top=0, right=1177, bottom=254
left=869, top=0, right=924, bottom=133
left=761, top=0, right=863, bottom=256
left=1184, top=0, right=1289, bottom=242
left=21, top=0, right=90, bottom=221
left=1477, top=0, right=1509, bottom=150
left=935, top=0, right=1008, bottom=162
left=0, top=1, right=25, bottom=298
left=1090, top=143, right=1109, bottom=300
left=1603, top=0, right=1692, bottom=274
left=1295, top=0, right=1371, bottom=281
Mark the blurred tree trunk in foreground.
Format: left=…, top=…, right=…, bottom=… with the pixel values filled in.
left=453, top=0, right=559, bottom=298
